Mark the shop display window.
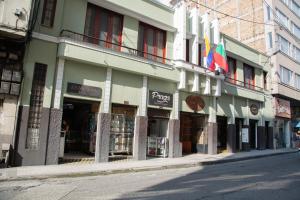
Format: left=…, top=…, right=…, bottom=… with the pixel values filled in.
left=109, top=105, right=136, bottom=156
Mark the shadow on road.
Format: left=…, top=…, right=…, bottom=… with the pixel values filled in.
left=118, top=153, right=300, bottom=200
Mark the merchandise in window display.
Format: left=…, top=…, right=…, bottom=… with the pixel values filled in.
left=110, top=114, right=134, bottom=155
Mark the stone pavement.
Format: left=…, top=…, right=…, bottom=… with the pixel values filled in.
left=0, top=148, right=297, bottom=181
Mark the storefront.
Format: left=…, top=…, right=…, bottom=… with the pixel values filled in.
left=147, top=108, right=169, bottom=157
left=235, top=118, right=244, bottom=151
left=274, top=98, right=291, bottom=148
left=61, top=98, right=99, bottom=160
left=180, top=112, right=206, bottom=154
left=147, top=90, right=173, bottom=158
left=249, top=119, right=258, bottom=149
left=217, top=116, right=228, bottom=153
left=110, top=104, right=136, bottom=158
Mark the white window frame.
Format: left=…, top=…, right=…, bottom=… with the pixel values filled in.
left=278, top=35, right=290, bottom=55
left=293, top=46, right=300, bottom=62
left=276, top=9, right=289, bottom=28
left=292, top=22, right=300, bottom=39
left=295, top=73, right=300, bottom=90
left=268, top=32, right=273, bottom=49
left=280, top=66, right=293, bottom=85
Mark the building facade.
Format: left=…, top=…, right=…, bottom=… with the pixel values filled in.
left=0, top=0, right=33, bottom=165
left=14, top=0, right=274, bottom=166
left=201, top=0, right=300, bottom=149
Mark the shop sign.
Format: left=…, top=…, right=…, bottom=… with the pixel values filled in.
left=242, top=128, right=249, bottom=143
left=275, top=98, right=291, bottom=119
left=148, top=90, right=173, bottom=108
left=67, top=82, right=102, bottom=98
left=185, top=95, right=205, bottom=112
left=250, top=104, right=258, bottom=115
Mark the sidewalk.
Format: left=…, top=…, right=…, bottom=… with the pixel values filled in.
left=0, top=148, right=297, bottom=181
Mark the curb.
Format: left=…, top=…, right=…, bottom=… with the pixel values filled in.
left=0, top=150, right=297, bottom=182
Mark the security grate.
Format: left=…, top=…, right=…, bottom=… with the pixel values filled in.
left=26, top=63, right=47, bottom=150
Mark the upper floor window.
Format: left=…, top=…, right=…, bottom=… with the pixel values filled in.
left=244, top=64, right=255, bottom=89
left=263, top=71, right=268, bottom=90
left=267, top=32, right=273, bottom=49
left=84, top=3, right=123, bottom=51
left=138, top=23, right=166, bottom=63
left=41, top=0, right=57, bottom=27
left=266, top=5, right=271, bottom=21
left=226, top=57, right=237, bottom=84
left=280, top=65, right=293, bottom=85
left=186, top=39, right=190, bottom=62
left=278, top=35, right=290, bottom=55
left=291, top=0, right=300, bottom=16
left=281, top=0, right=289, bottom=5
left=276, top=9, right=289, bottom=28
left=198, top=43, right=202, bottom=66
left=295, top=74, right=300, bottom=90
left=292, top=23, right=300, bottom=39
left=293, top=46, right=300, bottom=62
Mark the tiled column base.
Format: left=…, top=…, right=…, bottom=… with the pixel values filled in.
left=133, top=116, right=148, bottom=160
left=95, top=113, right=111, bottom=163
left=227, top=124, right=236, bottom=153
left=208, top=122, right=217, bottom=155
left=168, top=119, right=182, bottom=158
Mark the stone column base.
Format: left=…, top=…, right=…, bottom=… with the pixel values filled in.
left=168, top=119, right=182, bottom=158
left=208, top=122, right=217, bottom=155
left=95, top=113, right=111, bottom=163
left=46, top=108, right=63, bottom=165
left=227, top=124, right=236, bottom=153
left=133, top=116, right=148, bottom=160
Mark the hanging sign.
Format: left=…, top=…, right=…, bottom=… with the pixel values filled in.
left=250, top=104, right=259, bottom=115
left=148, top=90, right=173, bottom=108
left=67, top=82, right=102, bottom=98
left=275, top=98, right=291, bottom=119
left=185, top=95, right=205, bottom=112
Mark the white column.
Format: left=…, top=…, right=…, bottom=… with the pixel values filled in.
left=208, top=96, right=217, bottom=123
left=173, top=1, right=186, bottom=61
left=173, top=88, right=180, bottom=120
left=214, top=79, right=221, bottom=96
left=202, top=13, right=210, bottom=69
left=178, top=69, right=186, bottom=89
left=192, top=72, right=199, bottom=92
left=191, top=7, right=199, bottom=65
left=102, top=68, right=112, bottom=113
left=211, top=19, right=220, bottom=45
left=203, top=76, right=211, bottom=95
left=229, top=95, right=236, bottom=124
left=244, top=99, right=250, bottom=126
left=53, top=58, right=65, bottom=109
left=140, top=76, right=148, bottom=117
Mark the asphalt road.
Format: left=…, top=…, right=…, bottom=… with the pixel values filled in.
left=0, top=153, right=300, bottom=200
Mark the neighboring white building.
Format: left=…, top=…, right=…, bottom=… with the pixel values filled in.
left=0, top=0, right=33, bottom=166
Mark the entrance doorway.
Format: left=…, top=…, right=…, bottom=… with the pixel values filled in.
left=249, top=120, right=258, bottom=149
left=147, top=108, right=169, bottom=157
left=61, top=98, right=99, bottom=163
left=217, top=116, right=228, bottom=153
left=180, top=112, right=206, bottom=154
left=235, top=118, right=243, bottom=151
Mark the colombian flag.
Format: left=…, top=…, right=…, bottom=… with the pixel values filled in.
left=203, top=34, right=215, bottom=71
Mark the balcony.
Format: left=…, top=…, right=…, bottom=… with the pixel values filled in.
left=58, top=30, right=178, bottom=81
left=224, top=77, right=264, bottom=92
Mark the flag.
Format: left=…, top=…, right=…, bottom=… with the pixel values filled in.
left=203, top=34, right=215, bottom=71
left=214, top=38, right=228, bottom=73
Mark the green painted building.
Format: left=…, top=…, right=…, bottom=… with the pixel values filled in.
left=14, top=0, right=274, bottom=166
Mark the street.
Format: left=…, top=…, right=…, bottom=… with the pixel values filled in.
left=0, top=153, right=300, bottom=200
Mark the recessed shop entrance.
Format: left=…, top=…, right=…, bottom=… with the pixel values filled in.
left=60, top=98, right=99, bottom=163
left=147, top=108, right=170, bottom=157
left=217, top=116, right=228, bottom=153
left=249, top=119, right=258, bottom=149
left=235, top=118, right=244, bottom=151
left=180, top=112, right=206, bottom=155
